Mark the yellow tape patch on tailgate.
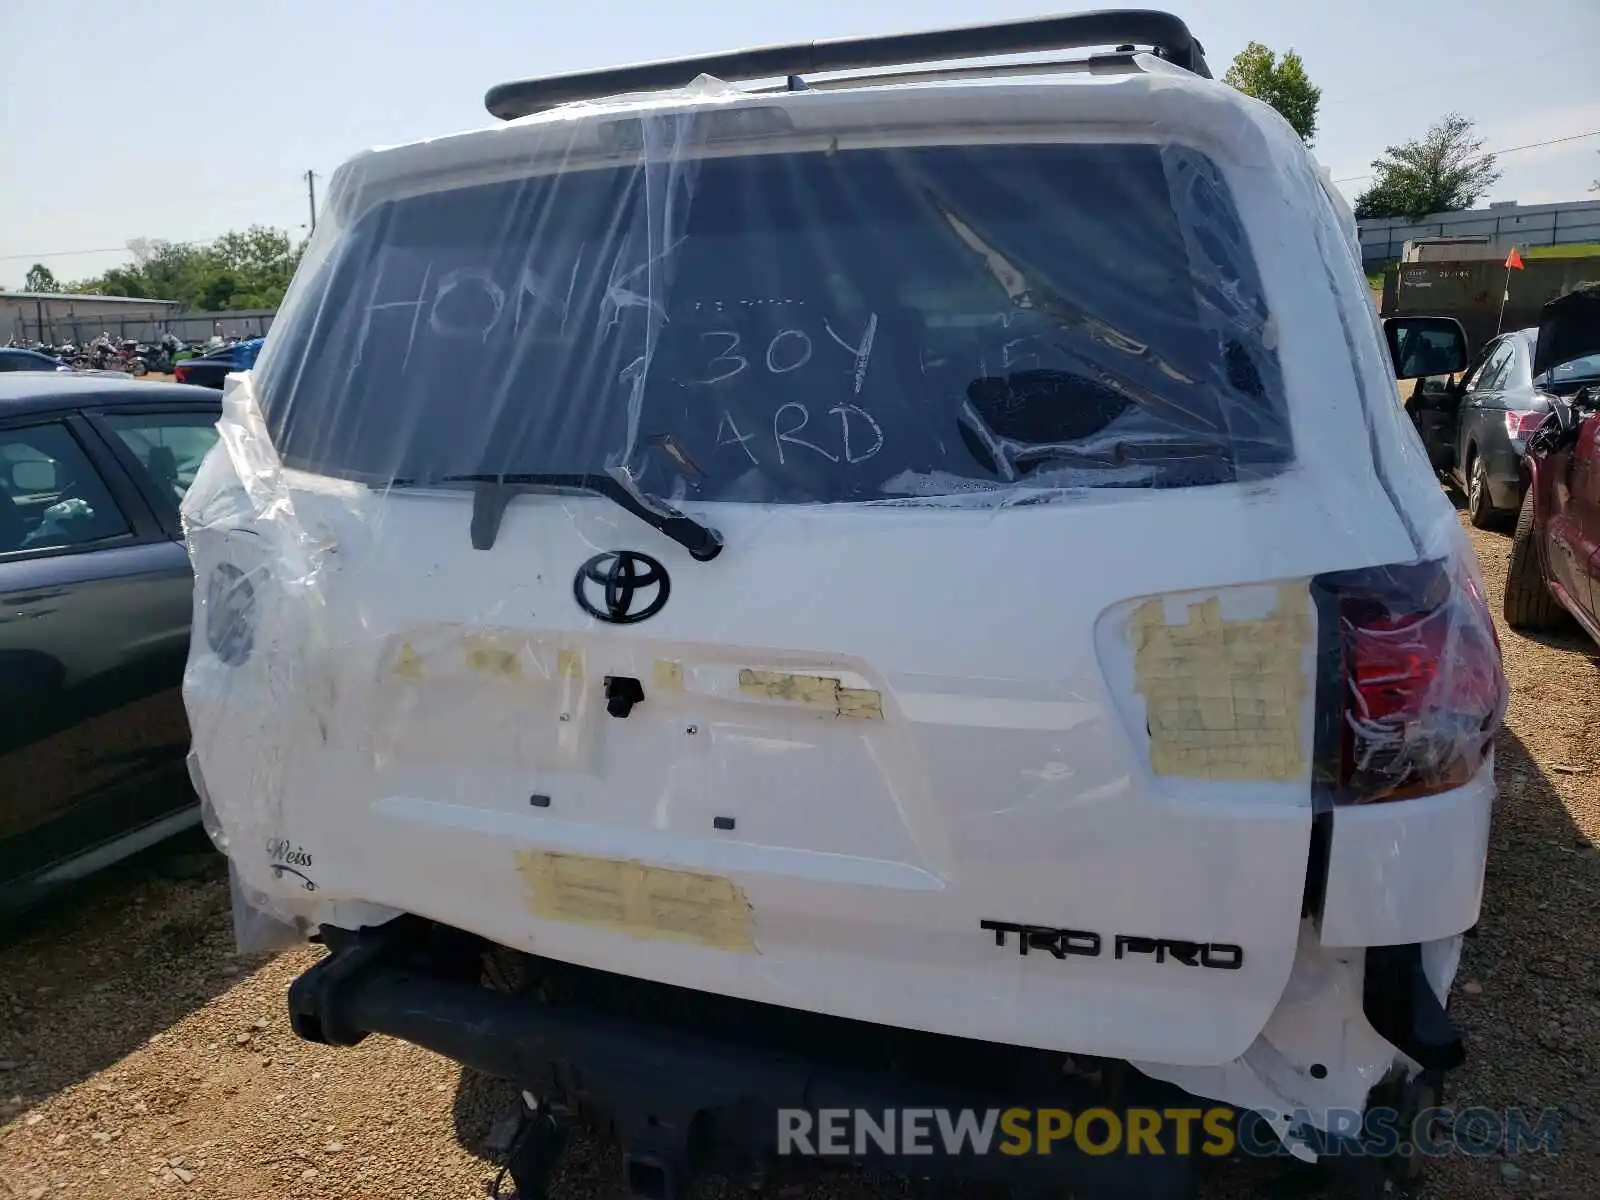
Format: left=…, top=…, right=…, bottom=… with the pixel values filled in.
left=1130, top=583, right=1311, bottom=782
left=516, top=851, right=757, bottom=953
left=737, top=669, right=884, bottom=720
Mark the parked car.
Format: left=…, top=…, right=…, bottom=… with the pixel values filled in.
left=1504, top=283, right=1600, bottom=641
left=0, top=373, right=221, bottom=911
left=1403, top=322, right=1575, bottom=527
left=172, top=337, right=265, bottom=389
left=181, top=13, right=1505, bottom=1198
left=0, top=347, right=70, bottom=374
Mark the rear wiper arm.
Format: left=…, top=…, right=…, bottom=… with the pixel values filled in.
left=412, top=472, right=723, bottom=560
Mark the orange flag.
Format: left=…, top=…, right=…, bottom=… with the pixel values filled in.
left=1505, top=247, right=1525, bottom=271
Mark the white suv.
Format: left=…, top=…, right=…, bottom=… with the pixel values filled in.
left=181, top=11, right=1505, bottom=1197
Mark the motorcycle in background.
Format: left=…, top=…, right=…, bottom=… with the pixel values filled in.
left=141, top=333, right=185, bottom=374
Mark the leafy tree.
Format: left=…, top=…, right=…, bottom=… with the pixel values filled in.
left=24, top=263, right=60, bottom=293
left=1351, top=178, right=1411, bottom=222
left=1353, top=114, right=1502, bottom=221
left=208, top=227, right=301, bottom=309
left=1223, top=41, right=1321, bottom=143
left=61, top=227, right=305, bottom=310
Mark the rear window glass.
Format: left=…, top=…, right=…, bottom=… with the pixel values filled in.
left=257, top=139, right=1288, bottom=503
left=1548, top=351, right=1600, bottom=382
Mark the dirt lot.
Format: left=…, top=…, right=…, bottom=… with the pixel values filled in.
left=2, top=515, right=1597, bottom=1200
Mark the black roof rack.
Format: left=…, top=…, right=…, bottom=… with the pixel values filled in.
left=485, top=9, right=1209, bottom=121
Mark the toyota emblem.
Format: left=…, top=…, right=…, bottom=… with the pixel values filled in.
left=573, top=551, right=671, bottom=624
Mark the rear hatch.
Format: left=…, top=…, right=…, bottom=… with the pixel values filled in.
left=193, top=95, right=1405, bottom=1065
left=1533, top=281, right=1600, bottom=380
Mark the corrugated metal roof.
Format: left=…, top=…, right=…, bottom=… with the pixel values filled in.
left=0, top=291, right=183, bottom=305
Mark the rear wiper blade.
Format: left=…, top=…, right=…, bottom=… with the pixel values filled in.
left=405, top=472, right=723, bottom=560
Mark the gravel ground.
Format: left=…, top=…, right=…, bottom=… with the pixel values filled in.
left=2, top=514, right=1596, bottom=1200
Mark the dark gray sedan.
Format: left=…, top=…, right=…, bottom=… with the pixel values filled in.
left=1, top=374, right=220, bottom=911
left=1413, top=326, right=1559, bottom=527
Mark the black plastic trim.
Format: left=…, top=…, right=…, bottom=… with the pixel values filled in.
left=1362, top=944, right=1465, bottom=1072
left=290, top=920, right=1201, bottom=1198
left=1302, top=570, right=1348, bottom=916
left=486, top=10, right=1209, bottom=118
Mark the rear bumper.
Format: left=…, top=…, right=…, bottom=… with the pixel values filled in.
left=291, top=917, right=1202, bottom=1198
left=1316, top=761, right=1493, bottom=948
left=286, top=916, right=1462, bottom=1198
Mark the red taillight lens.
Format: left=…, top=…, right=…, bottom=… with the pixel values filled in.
left=1506, top=409, right=1546, bottom=439
left=174, top=365, right=188, bottom=383
left=1348, top=611, right=1446, bottom=721
left=1320, top=560, right=1505, bottom=804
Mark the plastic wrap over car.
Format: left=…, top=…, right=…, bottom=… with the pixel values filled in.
left=180, top=63, right=1503, bottom=1146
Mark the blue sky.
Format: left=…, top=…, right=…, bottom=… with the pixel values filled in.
left=2, top=0, right=1597, bottom=290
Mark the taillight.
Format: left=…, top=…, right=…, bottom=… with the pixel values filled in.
left=1505, top=409, right=1546, bottom=440
left=174, top=365, right=188, bottom=383
left=1313, top=559, right=1505, bottom=804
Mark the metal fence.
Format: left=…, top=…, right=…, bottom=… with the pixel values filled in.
left=1382, top=255, right=1600, bottom=355
left=1358, top=200, right=1600, bottom=268
left=18, top=308, right=276, bottom=346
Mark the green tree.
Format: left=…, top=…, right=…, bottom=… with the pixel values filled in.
left=208, top=227, right=301, bottom=309
left=60, top=228, right=305, bottom=310
left=1223, top=41, right=1321, bottom=143
left=24, top=263, right=60, bottom=293
left=1353, top=114, right=1502, bottom=221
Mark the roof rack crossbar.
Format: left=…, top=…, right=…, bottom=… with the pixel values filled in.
left=484, top=9, right=1208, bottom=120
left=744, top=53, right=1141, bottom=98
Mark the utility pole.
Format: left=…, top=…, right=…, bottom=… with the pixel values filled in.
left=305, top=169, right=318, bottom=233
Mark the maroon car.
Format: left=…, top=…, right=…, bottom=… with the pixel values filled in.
left=1504, top=283, right=1600, bottom=641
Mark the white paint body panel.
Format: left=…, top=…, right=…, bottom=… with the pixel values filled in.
left=190, top=482, right=1346, bottom=1066
left=1318, top=760, right=1494, bottom=948
left=181, top=59, right=1494, bottom=1134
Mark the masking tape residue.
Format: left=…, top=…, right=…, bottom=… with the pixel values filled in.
left=837, top=687, right=885, bottom=721
left=1130, top=583, right=1310, bottom=781
left=462, top=634, right=523, bottom=679
left=739, top=669, right=840, bottom=705
left=653, top=659, right=684, bottom=690
left=392, top=642, right=424, bottom=680
left=557, top=648, right=584, bottom=679
left=738, top=669, right=884, bottom=720
left=517, top=850, right=756, bottom=952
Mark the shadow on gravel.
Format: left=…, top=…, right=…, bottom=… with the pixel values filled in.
left=1433, top=724, right=1600, bottom=1195
left=1506, top=621, right=1600, bottom=659
left=451, top=1068, right=520, bottom=1164
left=1444, top=481, right=1516, bottom=535
left=0, top=827, right=264, bottom=1113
